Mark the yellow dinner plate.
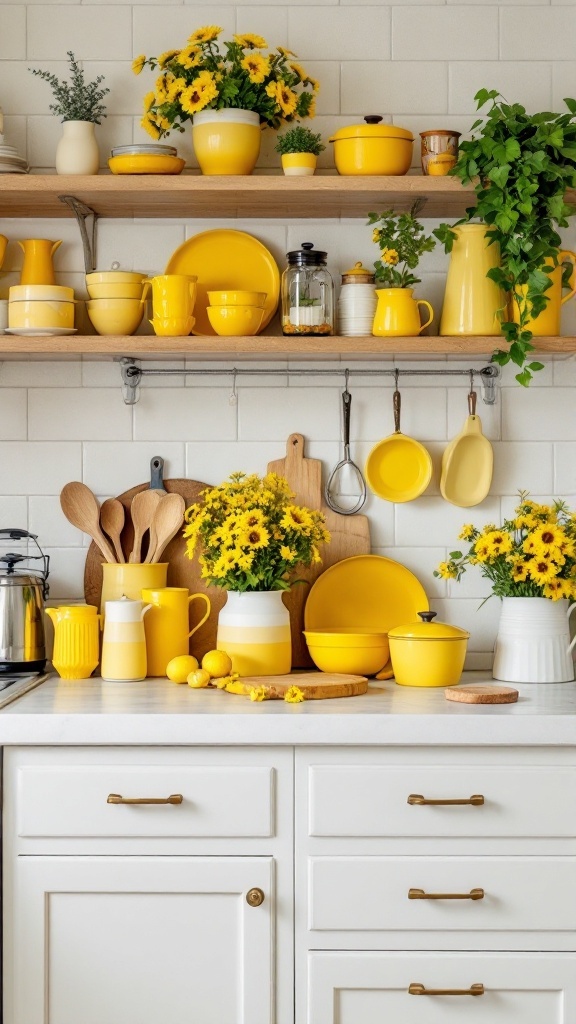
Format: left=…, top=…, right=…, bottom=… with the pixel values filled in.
left=108, top=155, right=185, bottom=175
left=165, top=229, right=280, bottom=336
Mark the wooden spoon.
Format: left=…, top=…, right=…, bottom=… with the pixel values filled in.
left=100, top=497, right=126, bottom=563
left=129, top=489, right=162, bottom=563
left=145, top=493, right=186, bottom=563
left=60, top=482, right=116, bottom=563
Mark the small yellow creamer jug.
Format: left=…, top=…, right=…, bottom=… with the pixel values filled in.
left=46, top=604, right=102, bottom=680
left=101, top=597, right=151, bottom=682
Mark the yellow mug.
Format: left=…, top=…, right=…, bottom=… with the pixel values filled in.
left=141, top=274, right=197, bottom=320
left=142, top=586, right=211, bottom=677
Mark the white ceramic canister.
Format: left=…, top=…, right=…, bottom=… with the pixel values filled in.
left=337, top=262, right=377, bottom=336
left=216, top=590, right=291, bottom=677
left=493, top=596, right=576, bottom=683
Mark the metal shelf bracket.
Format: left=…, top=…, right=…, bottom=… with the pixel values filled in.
left=58, top=194, right=98, bottom=273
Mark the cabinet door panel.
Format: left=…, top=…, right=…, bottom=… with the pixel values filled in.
left=11, top=856, right=273, bottom=1024
left=308, top=952, right=576, bottom=1024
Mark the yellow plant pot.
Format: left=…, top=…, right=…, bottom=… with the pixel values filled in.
left=372, top=287, right=433, bottom=337
left=192, top=109, right=261, bottom=176
left=281, top=153, right=317, bottom=176
left=511, top=250, right=576, bottom=335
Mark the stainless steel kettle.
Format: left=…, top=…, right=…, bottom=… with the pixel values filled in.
left=0, top=529, right=50, bottom=673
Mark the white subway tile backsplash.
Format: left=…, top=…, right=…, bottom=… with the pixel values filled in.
left=0, top=361, right=81, bottom=387
left=29, top=496, right=82, bottom=547
left=185, top=440, right=293, bottom=484
left=502, top=387, right=576, bottom=441
left=83, top=441, right=185, bottom=495
left=491, top=441, right=554, bottom=495
left=0, top=497, right=29, bottom=531
left=0, top=7, right=26, bottom=59
left=133, top=8, right=236, bottom=56
left=29, top=389, right=132, bottom=441
left=342, top=62, right=448, bottom=117
left=0, top=443, right=81, bottom=494
left=0, top=389, right=26, bottom=440
left=288, top=7, right=391, bottom=60
left=392, top=7, right=499, bottom=61
left=27, top=6, right=132, bottom=59
left=449, top=61, right=553, bottom=115
left=554, top=443, right=576, bottom=494
left=378, top=545, right=447, bottom=599
left=238, top=386, right=338, bottom=440
left=44, top=547, right=86, bottom=600
left=500, top=7, right=576, bottom=59
left=432, top=596, right=501, bottom=653
left=96, top=221, right=186, bottom=277
left=133, top=388, right=237, bottom=441
left=395, top=495, right=502, bottom=548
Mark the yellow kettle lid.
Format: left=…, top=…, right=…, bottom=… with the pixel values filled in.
left=329, top=116, right=414, bottom=143
left=389, top=610, right=470, bottom=641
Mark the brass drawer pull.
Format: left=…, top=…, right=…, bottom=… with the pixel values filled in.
left=107, top=793, right=183, bottom=805
left=246, top=887, right=265, bottom=907
left=409, top=887, right=484, bottom=901
left=409, top=983, right=484, bottom=997
left=407, top=793, right=484, bottom=806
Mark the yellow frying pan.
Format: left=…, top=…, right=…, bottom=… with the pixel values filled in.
left=365, top=387, right=432, bottom=503
left=440, top=389, right=493, bottom=507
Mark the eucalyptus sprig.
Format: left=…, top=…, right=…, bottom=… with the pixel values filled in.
left=29, top=51, right=109, bottom=124
left=368, top=199, right=436, bottom=289
left=435, top=89, right=576, bottom=386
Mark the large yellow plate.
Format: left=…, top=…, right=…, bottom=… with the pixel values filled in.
left=165, top=229, right=280, bottom=336
left=304, top=554, right=429, bottom=634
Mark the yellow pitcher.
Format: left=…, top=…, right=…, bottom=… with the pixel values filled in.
left=142, top=587, right=211, bottom=677
left=372, top=287, right=433, bottom=337
left=142, top=274, right=197, bottom=319
left=18, top=238, right=62, bottom=285
left=440, top=223, right=505, bottom=336
left=101, top=597, right=151, bottom=682
left=46, top=604, right=102, bottom=680
left=511, top=251, right=576, bottom=336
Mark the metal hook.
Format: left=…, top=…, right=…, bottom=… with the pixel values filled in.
left=229, top=368, right=238, bottom=406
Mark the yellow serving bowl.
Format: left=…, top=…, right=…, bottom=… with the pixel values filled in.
left=87, top=297, right=144, bottom=336
left=207, top=290, right=266, bottom=307
left=207, top=304, right=265, bottom=336
left=108, top=154, right=185, bottom=175
left=9, top=298, right=75, bottom=330
left=86, top=272, right=146, bottom=285
left=303, top=629, right=389, bottom=676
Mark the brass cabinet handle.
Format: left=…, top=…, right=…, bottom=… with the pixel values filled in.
left=107, top=793, right=183, bottom=805
left=409, top=887, right=484, bottom=901
left=246, top=887, right=265, bottom=907
left=407, top=793, right=484, bottom=806
left=409, top=983, right=484, bottom=997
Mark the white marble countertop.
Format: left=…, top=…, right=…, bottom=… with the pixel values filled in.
left=1, top=672, right=576, bottom=746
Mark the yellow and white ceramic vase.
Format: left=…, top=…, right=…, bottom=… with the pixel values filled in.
left=216, top=590, right=291, bottom=676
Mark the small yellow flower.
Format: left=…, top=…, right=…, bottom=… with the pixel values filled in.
left=372, top=229, right=380, bottom=244
left=381, top=248, right=399, bottom=265
left=289, top=60, right=307, bottom=82
left=281, top=505, right=313, bottom=532
left=437, top=560, right=458, bottom=580
left=278, top=82, right=298, bottom=116
left=284, top=685, right=305, bottom=703
left=280, top=545, right=296, bottom=560
left=543, top=579, right=572, bottom=600
left=178, top=46, right=203, bottom=70
left=132, top=54, right=146, bottom=75
left=188, top=25, right=222, bottom=44
left=458, top=524, right=476, bottom=541
left=531, top=524, right=566, bottom=550
left=241, top=53, right=270, bottom=84
left=474, top=539, right=491, bottom=563
left=157, top=49, right=180, bottom=68
left=242, top=525, right=270, bottom=549
left=483, top=530, right=513, bottom=557
left=510, top=559, right=529, bottom=582
left=143, top=91, right=156, bottom=112
left=249, top=685, right=270, bottom=702
left=235, top=32, right=267, bottom=49
left=277, top=45, right=297, bottom=57
left=141, top=114, right=162, bottom=139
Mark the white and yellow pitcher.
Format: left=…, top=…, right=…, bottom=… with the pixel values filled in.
left=101, top=597, right=151, bottom=682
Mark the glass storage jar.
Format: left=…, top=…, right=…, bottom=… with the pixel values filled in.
left=281, top=242, right=334, bottom=336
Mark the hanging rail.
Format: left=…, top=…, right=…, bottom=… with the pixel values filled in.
left=119, top=357, right=499, bottom=407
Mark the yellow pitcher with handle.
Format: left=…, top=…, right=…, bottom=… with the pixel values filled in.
left=18, top=238, right=62, bottom=285
left=142, top=587, right=211, bottom=677
left=439, top=223, right=505, bottom=336
left=372, top=287, right=433, bottom=337
left=46, top=604, right=102, bottom=680
left=511, top=250, right=576, bottom=336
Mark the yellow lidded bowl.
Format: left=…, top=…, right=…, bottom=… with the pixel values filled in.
left=388, top=611, right=469, bottom=687
left=303, top=629, right=389, bottom=676
left=329, top=116, right=413, bottom=176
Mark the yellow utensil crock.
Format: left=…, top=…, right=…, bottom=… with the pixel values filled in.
left=46, top=604, right=102, bottom=680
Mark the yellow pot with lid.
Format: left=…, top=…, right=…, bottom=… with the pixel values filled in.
left=329, top=116, right=413, bottom=176
left=388, top=611, right=469, bottom=687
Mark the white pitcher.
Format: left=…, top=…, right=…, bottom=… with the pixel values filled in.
left=101, top=597, right=152, bottom=682
left=493, top=597, right=576, bottom=683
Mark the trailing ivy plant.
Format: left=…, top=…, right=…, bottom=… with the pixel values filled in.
left=434, top=89, right=576, bottom=386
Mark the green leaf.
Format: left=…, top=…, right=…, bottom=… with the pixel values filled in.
left=515, top=369, right=532, bottom=387
left=527, top=361, right=545, bottom=371
left=450, top=551, right=463, bottom=560
left=564, top=97, right=576, bottom=115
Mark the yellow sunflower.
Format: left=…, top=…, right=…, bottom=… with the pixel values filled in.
left=381, top=248, right=399, bottom=265
left=178, top=46, right=203, bottom=70
left=280, top=545, right=296, bottom=561
left=459, top=524, right=476, bottom=541
left=289, top=60, right=307, bottom=82
left=242, top=525, right=270, bottom=549
left=543, top=579, right=573, bottom=601
left=437, top=560, right=458, bottom=579
left=143, top=91, right=156, bottom=112
left=141, top=113, right=162, bottom=139
left=527, top=557, right=559, bottom=586
left=281, top=505, right=313, bottom=531
left=277, top=82, right=298, bottom=116
left=234, top=32, right=267, bottom=49
left=474, top=538, right=492, bottom=563
left=277, top=46, right=297, bottom=57
left=510, top=559, right=529, bottom=582
left=132, top=54, right=146, bottom=75
left=241, top=53, right=270, bottom=84
left=372, top=229, right=380, bottom=244
left=188, top=25, right=222, bottom=44
left=483, top=530, right=513, bottom=557
left=157, top=49, right=180, bottom=68
left=531, top=523, right=567, bottom=551
left=180, top=71, right=218, bottom=114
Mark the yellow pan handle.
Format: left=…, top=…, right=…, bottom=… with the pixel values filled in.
left=417, top=300, right=434, bottom=332
left=559, top=251, right=576, bottom=305
left=188, top=593, right=211, bottom=638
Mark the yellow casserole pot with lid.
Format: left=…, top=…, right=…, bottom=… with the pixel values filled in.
left=388, top=610, right=469, bottom=687
left=329, top=116, right=414, bottom=176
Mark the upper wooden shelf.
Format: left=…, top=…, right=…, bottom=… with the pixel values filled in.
left=0, top=173, right=492, bottom=220
left=0, top=334, right=574, bottom=360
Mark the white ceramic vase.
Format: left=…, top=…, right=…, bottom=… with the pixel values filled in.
left=55, top=120, right=100, bottom=175
left=216, top=590, right=291, bottom=677
left=493, top=596, right=576, bottom=683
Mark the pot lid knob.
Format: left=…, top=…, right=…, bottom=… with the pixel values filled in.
left=418, top=611, right=437, bottom=623
left=364, top=115, right=383, bottom=124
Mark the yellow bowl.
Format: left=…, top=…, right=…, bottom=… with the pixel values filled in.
left=87, top=298, right=144, bottom=336
left=87, top=282, right=145, bottom=300
left=108, top=154, right=185, bottom=175
left=207, top=304, right=264, bottom=337
left=303, top=630, right=389, bottom=676
left=86, top=272, right=146, bottom=286
left=207, top=290, right=266, bottom=307
left=9, top=298, right=75, bottom=330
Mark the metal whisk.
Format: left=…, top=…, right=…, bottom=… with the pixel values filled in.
left=325, top=374, right=367, bottom=515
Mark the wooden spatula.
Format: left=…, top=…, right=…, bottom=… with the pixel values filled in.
left=60, top=482, right=116, bottom=564
left=100, top=497, right=125, bottom=563
left=145, top=492, right=186, bottom=563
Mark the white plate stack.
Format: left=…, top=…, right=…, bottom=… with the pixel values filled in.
left=0, top=136, right=29, bottom=174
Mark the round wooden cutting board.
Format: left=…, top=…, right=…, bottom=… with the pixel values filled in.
left=226, top=672, right=368, bottom=700
left=445, top=684, right=519, bottom=705
left=84, top=479, right=226, bottom=659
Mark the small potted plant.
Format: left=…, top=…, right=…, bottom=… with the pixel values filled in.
left=275, top=125, right=324, bottom=176
left=368, top=200, right=436, bottom=336
left=29, top=51, right=109, bottom=175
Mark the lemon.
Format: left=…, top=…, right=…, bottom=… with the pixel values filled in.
left=201, top=649, right=233, bottom=679
left=187, top=668, right=211, bottom=689
left=166, top=655, right=199, bottom=683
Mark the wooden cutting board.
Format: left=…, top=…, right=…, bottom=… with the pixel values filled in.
left=226, top=672, right=368, bottom=700
left=84, top=479, right=226, bottom=659
left=268, top=433, right=371, bottom=668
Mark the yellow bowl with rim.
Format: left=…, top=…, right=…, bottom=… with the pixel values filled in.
left=208, top=290, right=266, bottom=307
left=207, top=304, right=264, bottom=336
left=303, top=629, right=389, bottom=676
left=87, top=297, right=144, bottom=336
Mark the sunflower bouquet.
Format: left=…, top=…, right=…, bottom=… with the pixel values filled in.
left=183, top=472, right=330, bottom=592
left=367, top=199, right=436, bottom=289
left=435, top=494, right=576, bottom=601
left=133, top=27, right=318, bottom=138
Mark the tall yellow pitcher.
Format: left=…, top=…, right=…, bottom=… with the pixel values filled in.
left=440, top=224, right=505, bottom=336
left=18, top=238, right=62, bottom=285
left=511, top=251, right=576, bottom=336
left=46, top=605, right=102, bottom=680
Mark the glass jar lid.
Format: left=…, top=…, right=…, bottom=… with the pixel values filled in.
left=286, top=242, right=327, bottom=266
left=341, top=261, right=375, bottom=285
left=388, top=610, right=470, bottom=641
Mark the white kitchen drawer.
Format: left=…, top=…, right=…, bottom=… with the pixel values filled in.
left=14, top=762, right=274, bottom=839
left=307, top=855, right=576, bottom=950
left=308, top=764, right=576, bottom=838
left=308, top=952, right=576, bottom=1024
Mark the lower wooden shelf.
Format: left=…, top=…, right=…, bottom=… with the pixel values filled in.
left=0, top=334, right=575, bottom=359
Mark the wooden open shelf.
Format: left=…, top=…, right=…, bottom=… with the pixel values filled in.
left=0, top=334, right=574, bottom=360
left=0, top=173, right=503, bottom=220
